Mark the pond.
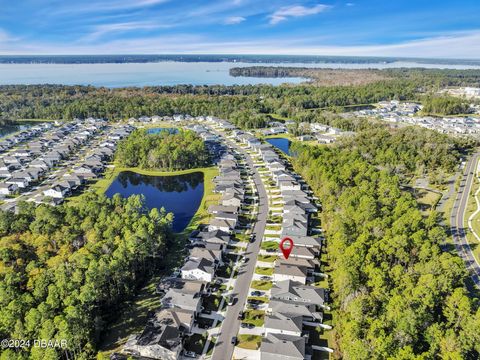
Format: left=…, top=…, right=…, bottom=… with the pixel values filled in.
left=146, top=127, right=179, bottom=135
left=105, top=171, right=204, bottom=232
left=0, top=121, right=41, bottom=138
left=266, top=137, right=291, bottom=155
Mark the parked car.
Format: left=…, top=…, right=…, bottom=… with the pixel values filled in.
left=250, top=234, right=256, bottom=243
left=237, top=311, right=245, bottom=320
left=231, top=336, right=237, bottom=345
left=227, top=296, right=235, bottom=306
left=251, top=291, right=263, bottom=297
left=266, top=248, right=276, bottom=253
left=184, top=350, right=197, bottom=358
left=260, top=276, right=271, bottom=280
left=241, top=322, right=255, bottom=329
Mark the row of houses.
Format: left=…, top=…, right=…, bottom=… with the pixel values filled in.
left=122, top=133, right=250, bottom=359
left=210, top=117, right=329, bottom=360
left=41, top=125, right=134, bottom=202
left=0, top=122, right=54, bottom=154
left=351, top=100, right=480, bottom=135
left=0, top=120, right=108, bottom=198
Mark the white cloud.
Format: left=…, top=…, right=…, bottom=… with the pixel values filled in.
left=0, top=29, right=18, bottom=44
left=224, top=16, right=246, bottom=25
left=2, top=29, right=480, bottom=60
left=269, top=4, right=330, bottom=24
left=346, top=3, right=355, bottom=6
left=51, top=0, right=170, bottom=16
left=82, top=21, right=168, bottom=42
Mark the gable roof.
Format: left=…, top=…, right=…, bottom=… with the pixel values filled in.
left=271, top=280, right=325, bottom=306
left=260, top=333, right=305, bottom=360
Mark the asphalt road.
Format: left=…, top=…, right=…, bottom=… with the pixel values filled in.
left=450, top=152, right=480, bottom=289
left=211, top=137, right=268, bottom=360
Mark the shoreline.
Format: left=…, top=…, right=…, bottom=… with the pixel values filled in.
left=91, top=165, right=220, bottom=234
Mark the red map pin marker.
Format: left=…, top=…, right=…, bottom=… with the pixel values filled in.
left=279, top=237, right=294, bottom=259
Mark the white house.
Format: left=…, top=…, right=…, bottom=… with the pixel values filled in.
left=181, top=258, right=215, bottom=282
left=0, top=183, right=18, bottom=195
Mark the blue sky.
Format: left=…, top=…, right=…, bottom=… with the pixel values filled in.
left=0, top=0, right=480, bottom=58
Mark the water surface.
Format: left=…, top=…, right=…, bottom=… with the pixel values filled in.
left=0, top=62, right=306, bottom=87
left=147, top=127, right=179, bottom=134
left=266, top=137, right=291, bottom=155
left=1, top=59, right=476, bottom=88
left=105, top=171, right=204, bottom=232
left=0, top=121, right=40, bottom=138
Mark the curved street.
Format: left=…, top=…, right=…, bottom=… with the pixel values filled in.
left=450, top=152, right=480, bottom=289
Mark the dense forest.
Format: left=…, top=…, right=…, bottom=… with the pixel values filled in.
left=231, top=66, right=480, bottom=88
left=421, top=96, right=473, bottom=115
left=115, top=129, right=211, bottom=170
left=0, top=81, right=418, bottom=127
left=229, top=67, right=389, bottom=86
left=0, top=193, right=173, bottom=359
left=290, top=128, right=480, bottom=359
left=339, top=126, right=474, bottom=183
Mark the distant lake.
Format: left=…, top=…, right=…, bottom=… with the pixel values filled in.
left=0, top=62, right=306, bottom=87
left=0, top=60, right=478, bottom=88
left=0, top=121, right=39, bottom=138
left=147, top=127, right=179, bottom=134
left=105, top=171, right=204, bottom=232
left=266, top=137, right=291, bottom=155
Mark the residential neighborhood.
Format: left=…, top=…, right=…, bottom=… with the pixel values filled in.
left=0, top=119, right=134, bottom=210
left=347, top=99, right=480, bottom=135
left=113, top=116, right=331, bottom=360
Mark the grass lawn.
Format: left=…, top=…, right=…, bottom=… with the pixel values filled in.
left=261, top=241, right=278, bottom=250
left=257, top=255, right=277, bottom=263
left=255, top=267, right=274, bottom=276
left=406, top=187, right=442, bottom=214
left=250, top=280, right=273, bottom=290
left=268, top=215, right=283, bottom=224
left=243, top=310, right=265, bottom=326
left=234, top=233, right=250, bottom=243
left=237, top=334, right=262, bottom=350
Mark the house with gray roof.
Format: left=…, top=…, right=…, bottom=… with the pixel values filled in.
left=189, top=247, right=222, bottom=265
left=208, top=205, right=239, bottom=214
left=282, top=219, right=308, bottom=237
left=208, top=218, right=236, bottom=233
left=197, top=230, right=230, bottom=245
left=284, top=200, right=317, bottom=213
left=161, top=288, right=202, bottom=314
left=264, top=312, right=304, bottom=337
left=181, top=257, right=215, bottom=282
left=273, top=263, right=308, bottom=284
left=271, top=280, right=326, bottom=307
left=267, top=299, right=322, bottom=322
left=123, top=308, right=189, bottom=360
left=260, top=333, right=306, bottom=360
left=221, top=192, right=242, bottom=207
